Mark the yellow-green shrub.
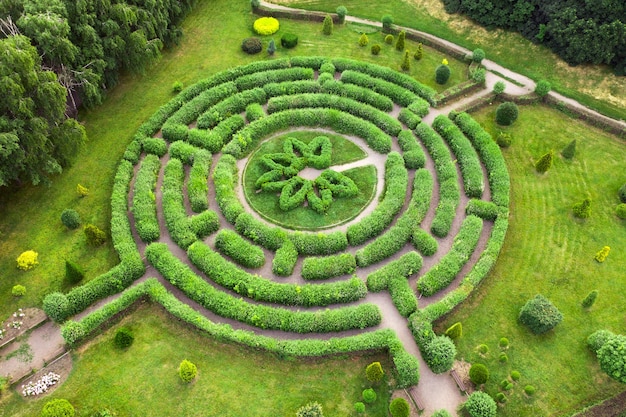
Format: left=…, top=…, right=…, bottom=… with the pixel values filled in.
left=595, top=246, right=610, bottom=263
left=16, top=250, right=38, bottom=271
left=253, top=17, right=279, bottom=35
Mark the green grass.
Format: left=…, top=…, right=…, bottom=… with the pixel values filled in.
left=435, top=103, right=626, bottom=416
left=0, top=304, right=393, bottom=417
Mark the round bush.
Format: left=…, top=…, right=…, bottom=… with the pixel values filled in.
left=510, top=370, right=521, bottom=381
left=253, top=17, right=279, bottom=35
left=381, top=14, right=394, bottom=29
left=41, top=399, right=75, bottom=417
left=432, top=410, right=453, bottom=417
left=500, top=379, right=513, bottom=390
left=389, top=397, right=410, bottom=417
left=519, top=294, right=563, bottom=334
left=354, top=402, right=365, bottom=413
left=16, top=250, right=38, bottom=270
left=477, top=344, right=489, bottom=355
left=493, top=81, right=506, bottom=95
left=178, top=359, right=198, bottom=383
left=384, top=34, right=394, bottom=44
left=425, top=335, right=457, bottom=374
left=366, top=361, right=384, bottom=382
left=535, top=80, right=552, bottom=97
left=587, top=330, right=613, bottom=353
left=597, top=334, right=626, bottom=383
left=435, top=64, right=451, bottom=84
left=84, top=224, right=106, bottom=246
left=12, top=284, right=26, bottom=297
left=572, top=198, right=592, bottom=218
left=114, top=327, right=134, bottom=349
left=619, top=183, right=626, bottom=203
left=499, top=353, right=508, bottom=363
left=281, top=33, right=298, bottom=49
left=524, top=385, right=536, bottom=396
left=296, top=402, right=323, bottom=417
left=43, top=292, right=69, bottom=322
left=241, top=37, right=262, bottom=54
left=495, top=102, right=519, bottom=126
left=472, top=48, right=485, bottom=63
left=496, top=132, right=511, bottom=148
left=61, top=209, right=81, bottom=229
left=499, top=337, right=509, bottom=349
left=371, top=44, right=381, bottom=55
left=172, top=81, right=183, bottom=93
left=362, top=388, right=377, bottom=403
left=616, top=203, right=626, bottom=219
left=495, top=392, right=507, bottom=403
left=463, top=391, right=497, bottom=417
left=469, top=363, right=489, bottom=385
left=336, top=6, right=348, bottom=23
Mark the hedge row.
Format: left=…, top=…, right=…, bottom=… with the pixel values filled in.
left=223, top=108, right=392, bottom=158
left=213, top=155, right=245, bottom=224
left=61, top=277, right=418, bottom=387
left=407, top=99, right=431, bottom=118
left=197, top=88, right=267, bottom=130
left=267, top=93, right=402, bottom=136
left=411, top=228, right=438, bottom=256
left=432, top=115, right=484, bottom=198
left=147, top=243, right=380, bottom=332
left=263, top=80, right=321, bottom=98
left=272, top=239, right=298, bottom=276
left=347, top=152, right=408, bottom=246
left=397, top=130, right=426, bottom=169
left=320, top=80, right=394, bottom=112
left=168, top=82, right=238, bottom=126
left=169, top=140, right=200, bottom=165
left=141, top=136, right=168, bottom=157
left=161, top=122, right=189, bottom=143
left=235, top=212, right=287, bottom=251
left=451, top=112, right=510, bottom=207
left=388, top=275, right=419, bottom=317
left=301, top=253, right=356, bottom=280
left=188, top=149, right=212, bottom=213
left=367, top=251, right=423, bottom=292
left=408, top=310, right=449, bottom=373
left=289, top=230, right=348, bottom=256
left=234, top=67, right=315, bottom=92
left=414, top=122, right=456, bottom=183
left=417, top=215, right=483, bottom=297
left=398, top=109, right=421, bottom=130
left=430, top=178, right=461, bottom=238
left=340, top=70, right=418, bottom=107
left=331, top=57, right=436, bottom=104
left=214, top=229, right=265, bottom=268
left=245, top=103, right=265, bottom=123
left=43, top=161, right=145, bottom=322
left=189, top=115, right=246, bottom=153
left=131, top=155, right=161, bottom=243
left=465, top=199, right=500, bottom=221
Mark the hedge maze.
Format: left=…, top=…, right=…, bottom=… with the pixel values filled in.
left=47, top=57, right=510, bottom=388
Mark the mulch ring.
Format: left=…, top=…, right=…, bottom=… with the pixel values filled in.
left=0, top=308, right=47, bottom=346
left=17, top=351, right=73, bottom=399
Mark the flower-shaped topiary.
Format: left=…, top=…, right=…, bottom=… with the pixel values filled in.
left=253, top=17, right=280, bottom=35
left=255, top=136, right=358, bottom=214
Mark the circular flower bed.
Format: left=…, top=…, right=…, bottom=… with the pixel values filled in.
left=253, top=17, right=279, bottom=35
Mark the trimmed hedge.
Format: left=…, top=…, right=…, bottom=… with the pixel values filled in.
left=189, top=115, right=246, bottom=153
left=263, top=80, right=321, bottom=98
left=188, top=149, right=212, bottom=213
left=161, top=122, right=189, bottom=143
left=214, top=229, right=266, bottom=268
left=411, top=228, right=438, bottom=256
left=397, top=130, right=426, bottom=169
left=235, top=213, right=287, bottom=251
left=245, top=103, right=265, bottom=123
left=169, top=140, right=199, bottom=165
left=398, top=109, right=421, bottom=130
left=141, top=137, right=168, bottom=157
left=301, top=253, right=356, bottom=280
left=168, top=82, right=238, bottom=126
left=272, top=240, right=298, bottom=276
left=388, top=276, right=418, bottom=317
left=417, top=215, right=483, bottom=297
left=407, top=99, right=431, bottom=117
left=367, top=251, right=422, bottom=292
left=162, top=158, right=198, bottom=249
left=289, top=230, right=348, bottom=256
left=197, top=88, right=267, bottom=130
left=147, top=243, right=380, bottom=332
left=431, top=178, right=460, bottom=238
left=340, top=70, right=418, bottom=107
left=132, top=155, right=161, bottom=243
left=234, top=67, right=315, bottom=92
left=321, top=80, right=393, bottom=112
left=465, top=199, right=499, bottom=221
left=213, top=155, right=245, bottom=224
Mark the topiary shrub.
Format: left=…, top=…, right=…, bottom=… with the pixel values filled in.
left=76, top=184, right=89, bottom=197
left=445, top=322, right=462, bottom=339
left=572, top=198, right=592, bottom=219
left=469, top=363, right=489, bottom=385
left=41, top=399, right=75, bottom=417
left=471, top=68, right=486, bottom=84
left=381, top=15, right=394, bottom=31
left=172, top=81, right=183, bottom=93
left=322, top=14, right=333, bottom=35
left=493, top=81, right=505, bottom=95
left=463, top=391, right=497, bottom=417
left=535, top=80, right=552, bottom=97
left=524, top=385, right=536, bottom=396
left=535, top=150, right=554, bottom=174
left=395, top=31, right=406, bottom=51
left=12, top=284, right=26, bottom=297
left=250, top=0, right=260, bottom=9
left=561, top=139, right=576, bottom=159
left=336, top=6, right=348, bottom=23
left=435, top=64, right=451, bottom=84
left=472, top=48, right=485, bottom=63
left=499, top=352, right=508, bottom=363
left=595, top=246, right=610, bottom=263
left=281, top=33, right=298, bottom=49
left=84, top=224, right=106, bottom=246
left=362, top=388, right=377, bottom=403
left=17, top=250, right=38, bottom=270
left=389, top=397, right=410, bottom=417
left=359, top=33, right=369, bottom=46
left=61, top=209, right=81, bottom=230
left=519, top=294, right=563, bottom=334
left=400, top=50, right=410, bottom=72
left=587, top=329, right=613, bottom=353
left=354, top=402, right=365, bottom=413
left=495, top=392, right=507, bottom=403
left=582, top=290, right=599, bottom=309
left=296, top=401, right=324, bottom=417
left=65, top=260, right=85, bottom=284
left=384, top=34, right=394, bottom=44
left=371, top=44, right=381, bottom=55
left=432, top=410, right=453, bottom=417
left=366, top=361, right=384, bottom=383
left=43, top=292, right=69, bottom=322
left=510, top=370, right=521, bottom=381
left=616, top=203, right=626, bottom=219
left=477, top=344, right=489, bottom=355
left=619, top=183, right=626, bottom=203
left=253, top=17, right=280, bottom=35
left=424, top=335, right=457, bottom=374
left=496, top=132, right=511, bottom=148
left=241, top=37, right=262, bottom=54
left=114, top=327, right=134, bottom=349
left=499, top=337, right=509, bottom=349
left=414, top=43, right=423, bottom=60
left=495, top=102, right=519, bottom=126
left=267, top=39, right=276, bottom=55
left=178, top=359, right=198, bottom=383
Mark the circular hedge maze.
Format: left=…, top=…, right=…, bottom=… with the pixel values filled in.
left=51, top=56, right=510, bottom=388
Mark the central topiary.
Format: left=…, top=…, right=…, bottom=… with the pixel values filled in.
left=519, top=294, right=563, bottom=334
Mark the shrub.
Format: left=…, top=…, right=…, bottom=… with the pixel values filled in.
left=76, top=184, right=89, bottom=197
left=395, top=31, right=406, bottom=51
left=496, top=131, right=511, bottom=148
left=535, top=150, right=554, bottom=174
left=253, top=17, right=279, bottom=35
left=371, top=44, right=381, bottom=55
left=619, top=183, right=626, bottom=203
left=499, top=337, right=509, bottom=349
left=389, top=397, right=410, bottom=417
left=354, top=402, right=365, bottom=413
left=477, top=344, right=489, bottom=355
left=414, top=43, right=423, bottom=60
left=445, top=322, right=462, bottom=339
left=471, top=68, right=486, bottom=83
left=17, top=250, right=38, bottom=270
left=362, top=388, right=377, bottom=403
left=281, top=33, right=298, bottom=48
left=267, top=39, right=276, bottom=55
left=616, top=203, right=626, bottom=219
left=432, top=411, right=453, bottom=417
left=272, top=240, right=297, bottom=276
left=435, top=64, right=451, bottom=84
left=535, top=80, right=552, bottom=97
left=519, top=294, right=563, bottom=334
left=495, top=392, right=507, bottom=403
left=336, top=6, right=348, bottom=23
left=215, top=229, right=265, bottom=268
left=12, top=284, right=26, bottom=297
left=172, top=81, right=183, bottom=93
left=463, top=391, right=496, bottom=417
left=595, top=246, right=610, bottom=262
left=381, top=14, right=394, bottom=30
left=469, top=363, right=489, bottom=385
left=424, top=335, right=456, bottom=373
left=524, top=385, right=536, bottom=395
left=114, top=327, right=134, bottom=349
left=582, top=290, right=599, bottom=308
left=588, top=329, right=613, bottom=353
left=84, top=224, right=106, bottom=246
left=241, top=37, right=262, bottom=54
left=43, top=292, right=70, bottom=322
left=561, top=139, right=576, bottom=159
left=511, top=370, right=521, bottom=381
left=366, top=361, right=384, bottom=383
left=573, top=198, right=592, bottom=218
left=322, top=14, right=333, bottom=35
left=493, top=81, right=505, bottom=95
left=358, top=33, right=369, bottom=46
left=41, top=399, right=75, bottom=417
left=472, top=48, right=485, bottom=63
left=401, top=50, right=410, bottom=72
left=61, top=209, right=81, bottom=229
left=384, top=34, right=394, bottom=44
left=250, top=0, right=260, bottom=8
left=296, top=402, right=324, bottom=417
left=302, top=253, right=355, bottom=280
left=178, top=359, right=197, bottom=383
left=499, top=353, right=508, bottom=363
left=495, top=102, right=519, bottom=126
left=65, top=260, right=85, bottom=284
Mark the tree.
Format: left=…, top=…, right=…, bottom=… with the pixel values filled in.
left=296, top=401, right=324, bottom=417
left=572, top=198, right=592, bottom=218
left=395, top=31, right=406, bottom=51
left=65, top=259, right=85, bottom=284
left=267, top=39, right=276, bottom=55
left=535, top=150, right=554, bottom=174
left=445, top=322, right=462, bottom=339
left=493, top=81, right=506, bottom=95
left=358, top=33, right=369, bottom=46
left=322, top=14, right=333, bottom=35
left=389, top=398, right=410, bottom=417
left=61, top=209, right=81, bottom=229
left=84, top=224, right=106, bottom=246
left=535, top=80, right=552, bottom=97
left=519, top=294, right=563, bottom=334
left=472, top=48, right=485, bottom=63
left=41, top=399, right=75, bottom=417
left=381, top=14, right=394, bottom=31
left=463, top=391, right=497, bottom=417
left=597, top=334, right=626, bottom=383
left=178, top=359, right=198, bottom=383
left=561, top=139, right=576, bottom=159
left=366, top=361, right=384, bottom=383
left=435, top=64, right=451, bottom=84
left=414, top=43, right=423, bottom=60
left=495, top=102, right=519, bottom=126
left=582, top=290, right=599, bottom=309
left=336, top=6, right=348, bottom=23
left=401, top=50, right=411, bottom=71
left=0, top=35, right=86, bottom=187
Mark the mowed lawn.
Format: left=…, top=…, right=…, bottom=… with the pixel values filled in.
left=0, top=304, right=393, bottom=417
left=436, top=103, right=626, bottom=416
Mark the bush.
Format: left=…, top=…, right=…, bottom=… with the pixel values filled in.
left=359, top=33, right=369, bottom=46
left=573, top=198, right=592, bottom=218
left=43, top=292, right=70, bottom=322
left=499, top=337, right=509, bottom=349
left=267, top=39, right=276, bottom=55
left=281, top=33, right=298, bottom=48
left=384, top=34, right=394, bottom=44
left=84, top=224, right=106, bottom=246
left=172, top=80, right=183, bottom=93
left=336, top=6, right=348, bottom=23
left=250, top=0, right=260, bottom=8
left=241, top=37, right=262, bottom=54
left=12, top=284, right=26, bottom=297
left=493, top=81, right=505, bottom=95
left=302, top=253, right=355, bottom=280
left=253, top=17, right=279, bottom=35
left=432, top=411, right=453, bottom=417
left=435, top=64, right=451, bottom=84
left=354, top=402, right=365, bottom=413
left=65, top=260, right=85, bottom=284
left=495, top=102, right=519, bottom=126
left=469, top=363, right=489, bottom=385
left=322, top=14, right=333, bottom=35
left=76, top=184, right=89, bottom=197
left=595, top=246, right=610, bottom=262
left=511, top=370, right=521, bottom=381
left=519, top=294, right=563, bottom=334
left=178, top=359, right=197, bottom=383
left=272, top=240, right=297, bottom=276
left=215, top=229, right=265, bottom=269
left=496, top=131, right=511, bottom=148
left=588, top=329, right=613, bottom=353
left=524, top=385, right=536, bottom=396
left=477, top=344, right=489, bottom=355
left=400, top=50, right=410, bottom=72
left=370, top=43, right=381, bottom=55
left=296, top=402, right=324, bottom=417
left=389, top=398, right=410, bottom=417
left=619, top=183, right=626, bottom=203
left=535, top=80, right=551, bottom=97
left=362, top=388, right=377, bottom=403
left=582, top=290, right=599, bottom=308
left=414, top=43, right=423, bottom=60
left=395, top=31, right=406, bottom=51
left=446, top=322, right=462, bottom=339
left=366, top=361, right=384, bottom=383
left=41, top=399, right=75, bottom=417
left=616, top=203, right=626, bottom=219
left=463, top=391, right=496, bottom=417
left=381, top=14, right=394, bottom=30
left=561, top=139, right=576, bottom=159
left=61, top=209, right=81, bottom=229
left=114, top=327, right=134, bottom=349
left=471, top=68, right=486, bottom=83
left=424, top=335, right=456, bottom=373
left=16, top=250, right=38, bottom=270
left=472, top=48, right=485, bottom=63
left=499, top=352, right=508, bottom=363
left=535, top=150, right=554, bottom=174
left=495, top=392, right=507, bottom=403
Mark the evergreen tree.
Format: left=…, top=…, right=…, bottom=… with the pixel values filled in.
left=395, top=30, right=406, bottom=51
left=582, top=290, right=599, bottom=308
left=414, top=43, right=423, bottom=60
left=358, top=33, right=369, bottom=46
left=267, top=39, right=276, bottom=55
left=401, top=50, right=411, bottom=71
left=65, top=260, right=85, bottom=284
left=322, top=14, right=333, bottom=35
left=535, top=150, right=554, bottom=173
left=561, top=139, right=576, bottom=159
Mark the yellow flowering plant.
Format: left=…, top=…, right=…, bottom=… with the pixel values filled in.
left=17, top=250, right=38, bottom=271
left=442, top=58, right=449, bottom=65
left=253, top=17, right=279, bottom=35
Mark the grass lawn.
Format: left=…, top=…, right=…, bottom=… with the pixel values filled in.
left=435, top=103, right=626, bottom=416
left=0, top=304, right=393, bottom=417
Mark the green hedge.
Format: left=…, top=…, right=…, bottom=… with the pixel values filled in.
left=197, top=88, right=267, bottom=129
left=290, top=56, right=327, bottom=70
left=263, top=80, right=322, bottom=98
left=168, top=82, right=238, bottom=125
left=301, top=253, right=356, bottom=280
left=131, top=155, right=161, bottom=243
left=289, top=230, right=348, bottom=256
left=147, top=243, right=380, bottom=332
left=189, top=115, right=246, bottom=153
left=465, top=199, right=500, bottom=221
left=188, top=149, right=212, bottom=213
left=122, top=139, right=142, bottom=164
left=340, top=70, right=418, bottom=107
left=347, top=152, right=408, bottom=246
left=214, top=229, right=266, bottom=268
left=235, top=213, right=287, bottom=251
left=141, top=137, right=168, bottom=157
left=417, top=215, right=483, bottom=297
left=213, top=155, right=245, bottom=224
left=169, top=140, right=200, bottom=165
left=161, top=122, right=189, bottom=142
left=430, top=178, right=460, bottom=238
left=366, top=251, right=423, bottom=292
left=245, top=103, right=265, bottom=123
left=234, top=67, right=315, bottom=92
left=397, top=130, right=425, bottom=169
left=398, top=109, right=421, bottom=130
left=388, top=276, right=418, bottom=317
left=407, top=99, right=431, bottom=117
left=321, top=80, right=393, bottom=112
left=189, top=210, right=219, bottom=238
left=411, top=228, right=438, bottom=256
left=432, top=115, right=484, bottom=198
left=272, top=239, right=298, bottom=276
